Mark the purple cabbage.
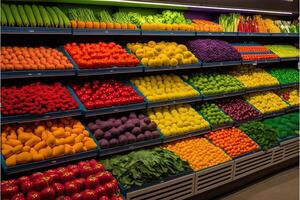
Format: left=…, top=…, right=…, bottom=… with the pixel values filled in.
left=187, top=39, right=241, bottom=62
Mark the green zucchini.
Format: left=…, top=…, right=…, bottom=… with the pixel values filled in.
left=2, top=4, right=15, bottom=26
left=38, top=5, right=50, bottom=27
left=24, top=4, right=36, bottom=27
left=17, top=5, right=29, bottom=27
left=53, top=6, right=70, bottom=28
left=10, top=4, right=23, bottom=27
left=32, top=4, right=43, bottom=26
left=46, top=6, right=58, bottom=27
left=1, top=6, right=7, bottom=26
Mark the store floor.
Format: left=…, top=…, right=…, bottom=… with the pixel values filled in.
left=220, top=166, right=299, bottom=200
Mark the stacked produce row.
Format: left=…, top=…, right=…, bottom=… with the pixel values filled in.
left=1, top=3, right=298, bottom=33
left=2, top=111, right=298, bottom=199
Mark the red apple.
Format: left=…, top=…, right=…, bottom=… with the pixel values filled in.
left=31, top=172, right=44, bottom=180
left=85, top=176, right=99, bottom=189
left=33, top=177, right=48, bottom=191
left=80, top=166, right=93, bottom=178
left=71, top=193, right=83, bottom=200
left=73, top=178, right=85, bottom=192
left=95, top=172, right=113, bottom=184
left=20, top=180, right=34, bottom=193
left=1, top=185, right=19, bottom=199
left=11, top=193, right=26, bottom=200
left=98, top=196, right=109, bottom=200
left=64, top=182, right=78, bottom=197
left=81, top=189, right=97, bottom=200
left=45, top=169, right=57, bottom=175
left=95, top=186, right=106, bottom=198
left=40, top=187, right=56, bottom=200
left=61, top=171, right=75, bottom=183
left=57, top=167, right=68, bottom=176
left=77, top=161, right=89, bottom=169
left=93, top=163, right=105, bottom=174
left=89, top=159, right=98, bottom=166
left=53, top=183, right=65, bottom=197
left=47, top=172, right=60, bottom=183
left=17, top=176, right=30, bottom=185
left=27, top=191, right=41, bottom=200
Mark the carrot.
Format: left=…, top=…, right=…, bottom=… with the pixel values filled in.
left=113, top=22, right=121, bottom=29
left=106, top=22, right=113, bottom=29
left=77, top=21, right=86, bottom=29
left=85, top=21, right=93, bottom=29
left=70, top=20, right=77, bottom=28
left=100, top=22, right=106, bottom=29
left=92, top=21, right=100, bottom=29
left=121, top=23, right=127, bottom=29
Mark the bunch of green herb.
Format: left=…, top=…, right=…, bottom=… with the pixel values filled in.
left=102, top=147, right=191, bottom=189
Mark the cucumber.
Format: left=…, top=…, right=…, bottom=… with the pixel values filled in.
left=2, top=4, right=15, bottom=26
left=17, top=5, right=29, bottom=27
left=38, top=5, right=50, bottom=27
left=32, top=4, right=43, bottom=26
left=52, top=6, right=63, bottom=27
left=1, top=7, right=7, bottom=26
left=10, top=4, right=23, bottom=26
left=53, top=6, right=70, bottom=28
left=46, top=6, right=58, bottom=27
left=46, top=9, right=54, bottom=27
left=24, top=4, right=36, bottom=27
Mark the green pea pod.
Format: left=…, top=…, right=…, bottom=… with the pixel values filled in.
left=10, top=4, right=23, bottom=26
left=17, top=5, right=29, bottom=27
left=38, top=5, right=50, bottom=27
left=46, top=6, right=58, bottom=27
left=24, top=4, right=36, bottom=27
left=32, top=4, right=43, bottom=26
left=2, top=4, right=15, bottom=26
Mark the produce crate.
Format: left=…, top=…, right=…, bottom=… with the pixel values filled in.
left=233, top=150, right=273, bottom=179
left=141, top=30, right=196, bottom=36
left=268, top=146, right=285, bottom=164
left=201, top=60, right=241, bottom=68
left=196, top=32, right=237, bottom=36
left=124, top=172, right=195, bottom=200
left=72, top=28, right=141, bottom=35
left=1, top=47, right=77, bottom=79
left=195, top=161, right=234, bottom=194
left=1, top=26, right=72, bottom=34
left=1, top=123, right=99, bottom=175
left=67, top=83, right=147, bottom=117
left=163, top=127, right=211, bottom=143
left=281, top=137, right=299, bottom=160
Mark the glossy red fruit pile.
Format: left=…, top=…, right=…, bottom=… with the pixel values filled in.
left=1, top=159, right=123, bottom=200
left=72, top=79, right=144, bottom=110
left=1, top=82, right=78, bottom=116
left=64, top=42, right=140, bottom=69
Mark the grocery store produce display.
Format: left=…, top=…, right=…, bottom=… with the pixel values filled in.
left=64, top=42, right=139, bottom=69
left=276, top=88, right=299, bottom=106
left=265, top=45, right=300, bottom=58
left=205, top=127, right=260, bottom=158
left=218, top=97, right=262, bottom=122
left=267, top=67, right=299, bottom=84
left=239, top=121, right=279, bottom=150
left=102, top=147, right=191, bottom=189
left=1, top=159, right=123, bottom=200
left=147, top=104, right=209, bottom=136
left=1, top=46, right=73, bottom=71
left=244, top=91, right=289, bottom=114
left=187, top=39, right=241, bottom=63
left=1, top=3, right=70, bottom=28
left=188, top=72, right=245, bottom=95
left=1, top=118, right=97, bottom=167
left=163, top=137, right=231, bottom=171
left=262, top=112, right=299, bottom=139
left=1, top=82, right=78, bottom=116
left=196, top=102, right=233, bottom=126
left=71, top=79, right=144, bottom=110
left=232, top=43, right=279, bottom=61
left=87, top=111, right=160, bottom=149
left=230, top=66, right=279, bottom=88
left=127, top=41, right=198, bottom=67
left=131, top=74, right=199, bottom=102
